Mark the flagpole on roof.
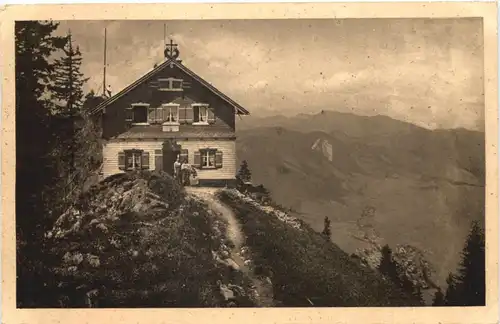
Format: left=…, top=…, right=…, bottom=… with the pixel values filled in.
left=163, top=23, right=167, bottom=62
left=103, top=27, right=107, bottom=97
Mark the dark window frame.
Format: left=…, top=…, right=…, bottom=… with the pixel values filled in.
left=124, top=149, right=144, bottom=171
left=199, top=148, right=217, bottom=169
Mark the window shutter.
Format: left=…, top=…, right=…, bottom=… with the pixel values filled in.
left=125, top=106, right=133, bottom=122
left=158, top=79, right=170, bottom=90
left=186, top=106, right=194, bottom=123
left=193, top=151, right=201, bottom=168
left=180, top=149, right=189, bottom=163
left=208, top=108, right=215, bottom=124
left=148, top=107, right=156, bottom=123
left=154, top=149, right=163, bottom=171
left=156, top=107, right=164, bottom=123
left=118, top=151, right=126, bottom=170
left=178, top=106, right=187, bottom=124
left=141, top=151, right=150, bottom=169
left=215, top=150, right=223, bottom=168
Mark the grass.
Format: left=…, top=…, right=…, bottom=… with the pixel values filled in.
left=217, top=189, right=423, bottom=307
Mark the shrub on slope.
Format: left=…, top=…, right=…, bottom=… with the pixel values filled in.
left=45, top=171, right=250, bottom=307
left=218, top=189, right=423, bottom=307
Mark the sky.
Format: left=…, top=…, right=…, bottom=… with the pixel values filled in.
left=56, top=18, right=484, bottom=131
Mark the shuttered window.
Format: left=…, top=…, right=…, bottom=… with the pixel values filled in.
left=119, top=149, right=150, bottom=171
left=128, top=103, right=150, bottom=124
left=196, top=149, right=222, bottom=169
left=158, top=78, right=183, bottom=91
left=162, top=104, right=180, bottom=123
left=192, top=104, right=210, bottom=124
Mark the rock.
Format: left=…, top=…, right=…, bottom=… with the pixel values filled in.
left=219, top=284, right=235, bottom=301
left=86, top=254, right=100, bottom=268
left=244, top=259, right=252, bottom=266
left=221, top=250, right=230, bottom=259
left=85, top=289, right=99, bottom=308
left=67, top=265, right=78, bottom=273
left=225, top=258, right=240, bottom=271
left=96, top=223, right=108, bottom=233
left=227, top=284, right=245, bottom=296
left=63, top=252, right=84, bottom=266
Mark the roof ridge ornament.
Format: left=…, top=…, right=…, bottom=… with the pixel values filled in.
left=164, top=39, right=181, bottom=62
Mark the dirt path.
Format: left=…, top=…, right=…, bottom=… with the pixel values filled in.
left=186, top=187, right=274, bottom=307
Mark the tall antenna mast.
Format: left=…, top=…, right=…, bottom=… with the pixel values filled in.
left=163, top=23, right=166, bottom=52
left=103, top=27, right=107, bottom=97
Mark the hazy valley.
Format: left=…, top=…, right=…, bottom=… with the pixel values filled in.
left=235, top=111, right=485, bottom=287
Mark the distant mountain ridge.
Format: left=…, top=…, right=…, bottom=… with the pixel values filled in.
left=235, top=111, right=485, bottom=288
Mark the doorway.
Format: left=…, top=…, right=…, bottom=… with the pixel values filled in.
left=162, top=139, right=180, bottom=176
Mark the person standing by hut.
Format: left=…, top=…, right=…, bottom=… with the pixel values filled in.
left=173, top=155, right=182, bottom=184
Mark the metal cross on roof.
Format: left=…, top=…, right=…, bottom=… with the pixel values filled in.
left=164, top=39, right=180, bottom=60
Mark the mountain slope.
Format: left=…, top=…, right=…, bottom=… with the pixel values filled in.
left=218, top=189, right=421, bottom=307
left=235, top=112, right=485, bottom=288
left=44, top=171, right=418, bottom=307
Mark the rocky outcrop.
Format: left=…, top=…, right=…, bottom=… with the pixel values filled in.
left=43, top=171, right=254, bottom=308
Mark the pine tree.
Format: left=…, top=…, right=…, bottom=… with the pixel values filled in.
left=49, top=30, right=89, bottom=115
left=445, top=221, right=485, bottom=306
left=444, top=272, right=459, bottom=305
left=378, top=245, right=423, bottom=304
left=48, top=30, right=98, bottom=203
left=432, top=288, right=445, bottom=306
left=378, top=245, right=400, bottom=284
left=15, top=20, right=67, bottom=307
left=321, top=216, right=332, bottom=239
left=236, top=160, right=252, bottom=184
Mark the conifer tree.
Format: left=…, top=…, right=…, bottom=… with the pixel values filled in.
left=445, top=221, right=485, bottom=306
left=50, top=31, right=101, bottom=192
left=432, top=288, right=445, bottom=306
left=15, top=20, right=67, bottom=307
left=49, top=30, right=89, bottom=115
left=378, top=244, right=423, bottom=304
left=378, top=245, right=400, bottom=284
left=458, top=221, right=485, bottom=306
left=444, top=273, right=460, bottom=306
left=236, top=160, right=252, bottom=184
left=321, top=216, right=332, bottom=239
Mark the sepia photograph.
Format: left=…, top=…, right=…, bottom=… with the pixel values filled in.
left=2, top=2, right=498, bottom=323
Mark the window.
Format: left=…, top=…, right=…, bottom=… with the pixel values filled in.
left=126, top=151, right=142, bottom=170
left=146, top=105, right=178, bottom=124
left=128, top=104, right=149, bottom=124
left=194, top=149, right=223, bottom=169
left=118, top=149, right=149, bottom=171
left=201, top=149, right=216, bottom=168
left=163, top=104, right=179, bottom=123
left=158, top=78, right=183, bottom=91
left=193, top=104, right=209, bottom=124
